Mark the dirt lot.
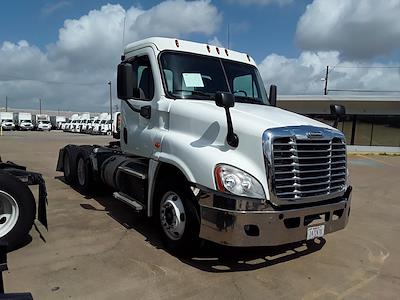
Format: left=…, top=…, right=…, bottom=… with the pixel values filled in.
left=0, top=130, right=399, bottom=299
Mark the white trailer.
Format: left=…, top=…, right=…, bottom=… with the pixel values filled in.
left=0, top=112, right=15, bottom=131
left=57, top=37, right=352, bottom=256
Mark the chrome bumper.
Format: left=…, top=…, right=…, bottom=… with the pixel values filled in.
left=199, top=187, right=352, bottom=247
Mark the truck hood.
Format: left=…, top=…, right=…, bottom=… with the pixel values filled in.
left=230, top=102, right=331, bottom=130
left=171, top=100, right=333, bottom=134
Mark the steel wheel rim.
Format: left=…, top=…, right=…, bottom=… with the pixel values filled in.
left=0, top=190, right=20, bottom=237
left=160, top=191, right=186, bottom=241
left=77, top=158, right=86, bottom=186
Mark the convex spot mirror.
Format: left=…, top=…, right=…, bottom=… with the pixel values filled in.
left=330, top=104, right=346, bottom=118
left=215, top=92, right=235, bottom=108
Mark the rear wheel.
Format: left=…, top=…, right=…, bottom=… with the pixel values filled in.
left=63, top=150, right=76, bottom=184
left=75, top=153, right=93, bottom=195
left=156, top=179, right=200, bottom=256
left=0, top=173, right=35, bottom=250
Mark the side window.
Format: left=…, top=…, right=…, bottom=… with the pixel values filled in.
left=163, top=69, right=173, bottom=93
left=131, top=56, right=154, bottom=100
left=233, top=74, right=259, bottom=98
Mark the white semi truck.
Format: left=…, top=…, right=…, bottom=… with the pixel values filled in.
left=57, top=38, right=351, bottom=256
left=0, top=112, right=15, bottom=131
left=91, top=113, right=110, bottom=134
left=15, top=112, right=34, bottom=131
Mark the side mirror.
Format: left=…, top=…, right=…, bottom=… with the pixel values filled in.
left=215, top=92, right=238, bottom=148
left=269, top=85, right=277, bottom=107
left=330, top=104, right=346, bottom=129
left=117, top=63, right=134, bottom=100
left=215, top=92, right=235, bottom=108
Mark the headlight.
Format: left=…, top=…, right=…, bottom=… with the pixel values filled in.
left=214, top=164, right=265, bottom=199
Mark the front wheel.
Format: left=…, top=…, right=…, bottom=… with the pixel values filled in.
left=156, top=180, right=200, bottom=256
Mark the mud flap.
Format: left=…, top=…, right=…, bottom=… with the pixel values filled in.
left=0, top=160, right=48, bottom=230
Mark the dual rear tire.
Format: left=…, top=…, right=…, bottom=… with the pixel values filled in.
left=63, top=148, right=93, bottom=195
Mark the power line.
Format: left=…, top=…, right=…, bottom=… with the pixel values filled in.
left=329, top=89, right=400, bottom=93
left=333, top=65, right=400, bottom=69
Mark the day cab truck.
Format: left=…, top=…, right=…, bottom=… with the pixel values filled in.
left=56, top=37, right=352, bottom=255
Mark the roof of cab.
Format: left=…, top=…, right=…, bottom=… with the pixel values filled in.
left=124, top=37, right=256, bottom=66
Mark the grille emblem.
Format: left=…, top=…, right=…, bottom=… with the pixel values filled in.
left=306, top=131, right=323, bottom=139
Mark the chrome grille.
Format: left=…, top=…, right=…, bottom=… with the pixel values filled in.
left=272, top=136, right=346, bottom=200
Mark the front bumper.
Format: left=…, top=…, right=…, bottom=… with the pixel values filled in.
left=1, top=125, right=14, bottom=130
left=199, top=186, right=352, bottom=247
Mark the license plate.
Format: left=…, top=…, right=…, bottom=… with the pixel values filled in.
left=307, top=225, right=325, bottom=240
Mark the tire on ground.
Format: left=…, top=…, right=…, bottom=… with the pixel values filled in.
left=75, top=151, right=94, bottom=195
left=0, top=173, right=36, bottom=251
left=63, top=147, right=77, bottom=185
left=155, top=178, right=201, bottom=257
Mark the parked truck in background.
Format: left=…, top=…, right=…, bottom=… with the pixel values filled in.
left=15, top=112, right=34, bottom=131
left=34, top=114, right=51, bottom=131
left=50, top=116, right=67, bottom=130
left=57, top=37, right=352, bottom=256
left=91, top=113, right=109, bottom=134
left=63, top=114, right=79, bottom=131
left=0, top=112, right=15, bottom=131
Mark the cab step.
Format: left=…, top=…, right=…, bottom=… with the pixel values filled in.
left=113, top=192, right=144, bottom=211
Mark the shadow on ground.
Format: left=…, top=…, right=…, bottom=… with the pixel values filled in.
left=56, top=176, right=326, bottom=273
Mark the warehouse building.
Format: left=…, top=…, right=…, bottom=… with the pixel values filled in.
left=278, top=95, right=400, bottom=149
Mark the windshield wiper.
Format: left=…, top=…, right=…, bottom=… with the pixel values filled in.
left=172, top=89, right=214, bottom=99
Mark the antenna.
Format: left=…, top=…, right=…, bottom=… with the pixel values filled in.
left=227, top=23, right=230, bottom=49
left=121, top=13, right=127, bottom=59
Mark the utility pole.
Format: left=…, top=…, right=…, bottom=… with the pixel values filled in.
left=39, top=98, right=42, bottom=114
left=324, top=65, right=329, bottom=95
left=5, top=96, right=7, bottom=112
left=108, top=81, right=113, bottom=124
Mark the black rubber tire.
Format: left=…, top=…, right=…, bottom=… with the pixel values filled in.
left=155, top=179, right=201, bottom=257
left=63, top=148, right=76, bottom=184
left=75, top=152, right=94, bottom=195
left=0, top=173, right=36, bottom=251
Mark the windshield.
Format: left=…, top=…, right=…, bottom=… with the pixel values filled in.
left=160, top=51, right=268, bottom=105
left=40, top=121, right=50, bottom=124
left=2, top=119, right=13, bottom=122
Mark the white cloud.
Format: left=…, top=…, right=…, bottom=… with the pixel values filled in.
left=0, top=1, right=222, bottom=112
left=296, top=0, right=400, bottom=59
left=227, top=0, right=293, bottom=5
left=258, top=51, right=400, bottom=94
left=42, top=1, right=71, bottom=15
left=208, top=36, right=223, bottom=47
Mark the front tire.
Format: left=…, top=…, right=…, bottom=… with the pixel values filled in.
left=0, top=173, right=36, bottom=250
left=155, top=180, right=200, bottom=256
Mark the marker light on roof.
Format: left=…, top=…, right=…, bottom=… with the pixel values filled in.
left=175, top=39, right=179, bottom=47
left=216, top=47, right=220, bottom=54
left=207, top=45, right=211, bottom=53
left=225, top=49, right=229, bottom=56
left=246, top=54, right=250, bottom=61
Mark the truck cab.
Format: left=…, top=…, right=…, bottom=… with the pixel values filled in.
left=58, top=37, right=351, bottom=255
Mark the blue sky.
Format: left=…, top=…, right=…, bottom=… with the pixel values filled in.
left=0, top=0, right=311, bottom=62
